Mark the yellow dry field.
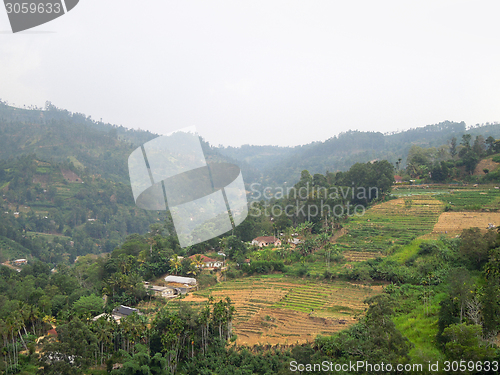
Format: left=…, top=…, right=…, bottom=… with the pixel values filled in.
left=432, top=212, right=500, bottom=235
left=192, top=276, right=382, bottom=346
left=474, top=158, right=500, bottom=176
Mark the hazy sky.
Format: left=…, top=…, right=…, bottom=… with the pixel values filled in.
left=1, top=1, right=499, bottom=147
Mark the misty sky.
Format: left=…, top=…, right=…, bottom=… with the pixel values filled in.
left=1, top=1, right=499, bottom=147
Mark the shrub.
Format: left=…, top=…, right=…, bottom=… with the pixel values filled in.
left=242, top=260, right=285, bottom=275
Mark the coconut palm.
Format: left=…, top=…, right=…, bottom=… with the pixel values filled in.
left=28, top=305, right=40, bottom=336
left=169, top=254, right=182, bottom=275
left=191, top=254, right=204, bottom=270
left=92, top=317, right=114, bottom=364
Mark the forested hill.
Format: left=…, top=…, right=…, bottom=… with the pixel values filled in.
left=218, top=120, right=500, bottom=185
left=0, top=101, right=156, bottom=184
left=0, top=101, right=260, bottom=185
left=0, top=101, right=260, bottom=263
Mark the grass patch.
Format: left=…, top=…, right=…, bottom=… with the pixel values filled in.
left=390, top=238, right=424, bottom=265
left=393, top=291, right=447, bottom=365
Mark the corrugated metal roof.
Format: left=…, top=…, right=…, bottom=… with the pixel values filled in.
left=164, top=276, right=197, bottom=285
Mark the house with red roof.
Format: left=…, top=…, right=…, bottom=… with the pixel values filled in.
left=189, top=254, right=223, bottom=268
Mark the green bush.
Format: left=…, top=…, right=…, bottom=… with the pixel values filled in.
left=242, top=260, right=285, bottom=275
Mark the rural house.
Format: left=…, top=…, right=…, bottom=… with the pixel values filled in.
left=145, top=284, right=176, bottom=298
left=12, top=259, right=27, bottom=266
left=164, top=275, right=198, bottom=294
left=92, top=305, right=141, bottom=323
left=188, top=254, right=223, bottom=268
left=251, top=236, right=282, bottom=247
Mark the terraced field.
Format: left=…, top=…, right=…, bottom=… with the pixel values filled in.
left=191, top=275, right=381, bottom=345
left=336, top=195, right=444, bottom=253
left=434, top=188, right=500, bottom=211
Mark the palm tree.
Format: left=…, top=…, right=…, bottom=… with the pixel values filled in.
left=118, top=254, right=134, bottom=275
left=28, top=305, right=40, bottom=336
left=191, top=254, right=204, bottom=270
left=42, top=314, right=56, bottom=327
left=107, top=273, right=124, bottom=297
left=0, top=319, right=12, bottom=368
left=169, top=255, right=182, bottom=275
left=10, top=311, right=28, bottom=352
left=92, top=317, right=113, bottom=364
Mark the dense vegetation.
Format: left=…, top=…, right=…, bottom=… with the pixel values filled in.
left=405, top=133, right=500, bottom=183
left=2, top=102, right=500, bottom=374
left=219, top=120, right=500, bottom=186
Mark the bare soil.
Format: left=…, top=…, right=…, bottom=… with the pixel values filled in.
left=432, top=212, right=500, bottom=235
left=474, top=158, right=500, bottom=176
left=61, top=168, right=81, bottom=182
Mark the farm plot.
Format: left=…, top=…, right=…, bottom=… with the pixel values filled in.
left=432, top=212, right=500, bottom=235
left=191, top=276, right=380, bottom=345
left=336, top=196, right=444, bottom=253
left=435, top=188, right=500, bottom=211
left=342, top=251, right=383, bottom=262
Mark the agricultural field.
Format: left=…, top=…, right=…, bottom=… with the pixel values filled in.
left=149, top=186, right=500, bottom=348
left=185, top=275, right=381, bottom=346
left=25, top=232, right=70, bottom=242
left=336, top=195, right=444, bottom=253
left=434, top=188, right=500, bottom=211
left=432, top=212, right=500, bottom=235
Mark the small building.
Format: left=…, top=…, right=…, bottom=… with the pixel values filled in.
left=394, top=175, right=403, bottom=184
left=12, top=259, right=27, bottom=266
left=146, top=284, right=176, bottom=298
left=251, top=236, right=281, bottom=248
left=164, top=276, right=197, bottom=285
left=92, top=305, right=141, bottom=323
left=188, top=254, right=223, bottom=268
left=164, top=275, right=197, bottom=293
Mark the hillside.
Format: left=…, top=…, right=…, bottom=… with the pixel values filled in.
left=0, top=101, right=260, bottom=185
left=0, top=102, right=264, bottom=264
left=219, top=120, right=500, bottom=186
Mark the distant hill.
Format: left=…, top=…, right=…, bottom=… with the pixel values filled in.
left=0, top=102, right=262, bottom=262
left=0, top=101, right=260, bottom=185
left=219, top=121, right=500, bottom=186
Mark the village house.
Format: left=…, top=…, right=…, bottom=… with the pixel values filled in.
left=92, top=305, right=141, bottom=323
left=251, top=236, right=281, bottom=248
left=12, top=258, right=28, bottom=266
left=144, top=283, right=176, bottom=298
left=394, top=175, right=403, bottom=184
left=189, top=254, right=223, bottom=268
left=164, top=275, right=198, bottom=294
